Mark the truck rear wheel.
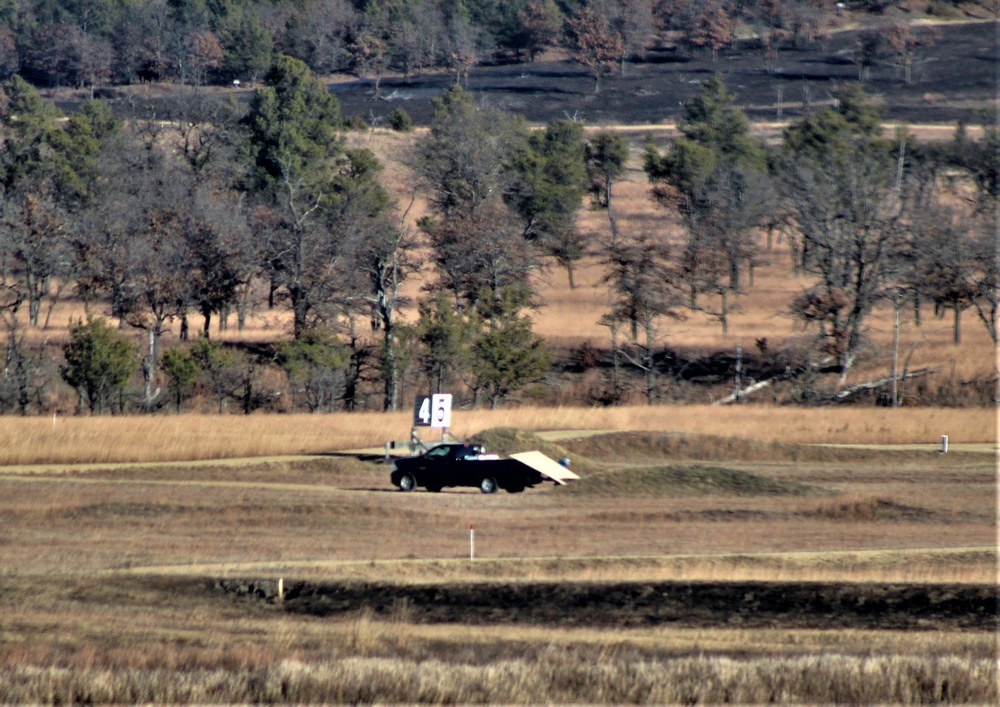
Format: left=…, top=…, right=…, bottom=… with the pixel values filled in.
left=480, top=477, right=498, bottom=494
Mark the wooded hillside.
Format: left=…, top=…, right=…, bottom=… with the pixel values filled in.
left=0, top=12, right=996, bottom=415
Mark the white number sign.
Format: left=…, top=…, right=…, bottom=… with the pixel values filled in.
left=414, top=394, right=452, bottom=428
left=431, top=393, right=452, bottom=428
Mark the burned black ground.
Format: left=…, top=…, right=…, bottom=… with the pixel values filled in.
left=331, top=21, right=996, bottom=126
left=218, top=578, right=999, bottom=631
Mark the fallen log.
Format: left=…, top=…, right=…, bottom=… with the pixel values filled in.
left=714, top=365, right=940, bottom=405
left=823, top=367, right=941, bottom=403
left=714, top=363, right=815, bottom=405
left=714, top=378, right=774, bottom=405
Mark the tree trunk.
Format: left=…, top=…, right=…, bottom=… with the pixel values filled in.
left=236, top=283, right=251, bottom=331
left=720, top=290, right=729, bottom=336
left=27, top=272, right=41, bottom=327
left=42, top=281, right=64, bottom=330
left=290, top=287, right=308, bottom=339
left=142, top=326, right=161, bottom=409
left=383, top=321, right=398, bottom=412
left=609, top=318, right=621, bottom=401
left=644, top=315, right=656, bottom=405
left=734, top=342, right=743, bottom=403
left=891, top=298, right=900, bottom=407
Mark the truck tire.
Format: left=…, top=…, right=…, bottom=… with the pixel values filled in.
left=398, top=473, right=417, bottom=491
left=480, top=477, right=498, bottom=494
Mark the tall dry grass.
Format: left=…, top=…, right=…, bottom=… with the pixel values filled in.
left=122, top=548, right=997, bottom=585
left=0, top=405, right=992, bottom=466
left=1, top=652, right=994, bottom=703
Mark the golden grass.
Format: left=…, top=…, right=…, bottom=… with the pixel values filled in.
left=0, top=445, right=993, bottom=577
left=0, top=569, right=996, bottom=703
left=2, top=651, right=995, bottom=703
left=117, top=547, right=998, bottom=585
left=0, top=405, right=993, bottom=466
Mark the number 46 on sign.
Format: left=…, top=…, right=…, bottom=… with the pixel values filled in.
left=414, top=394, right=452, bottom=429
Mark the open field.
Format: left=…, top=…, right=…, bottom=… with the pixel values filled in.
left=0, top=426, right=995, bottom=702
left=0, top=404, right=993, bottom=465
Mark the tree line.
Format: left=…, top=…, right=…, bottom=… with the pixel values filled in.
left=0, top=1, right=986, bottom=93
left=0, top=55, right=996, bottom=414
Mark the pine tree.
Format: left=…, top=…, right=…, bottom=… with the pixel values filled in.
left=61, top=318, right=137, bottom=414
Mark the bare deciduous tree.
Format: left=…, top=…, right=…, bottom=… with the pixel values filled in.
left=687, top=3, right=734, bottom=62
left=908, top=198, right=978, bottom=344
left=424, top=200, right=536, bottom=315
left=782, top=145, right=907, bottom=378
left=0, top=186, right=72, bottom=328
left=970, top=216, right=999, bottom=346
left=602, top=227, right=683, bottom=403
left=880, top=21, right=936, bottom=85
left=565, top=7, right=624, bottom=93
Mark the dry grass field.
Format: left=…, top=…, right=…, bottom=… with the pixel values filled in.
left=0, top=424, right=996, bottom=702
left=0, top=404, right=993, bottom=465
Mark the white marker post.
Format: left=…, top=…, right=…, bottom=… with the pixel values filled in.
left=941, top=435, right=948, bottom=454
left=470, top=524, right=475, bottom=562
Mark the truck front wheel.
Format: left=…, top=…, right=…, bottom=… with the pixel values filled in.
left=398, top=473, right=417, bottom=491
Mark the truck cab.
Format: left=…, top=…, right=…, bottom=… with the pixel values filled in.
left=390, top=443, right=512, bottom=493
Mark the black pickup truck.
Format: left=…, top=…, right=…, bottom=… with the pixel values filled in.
left=390, top=443, right=578, bottom=494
